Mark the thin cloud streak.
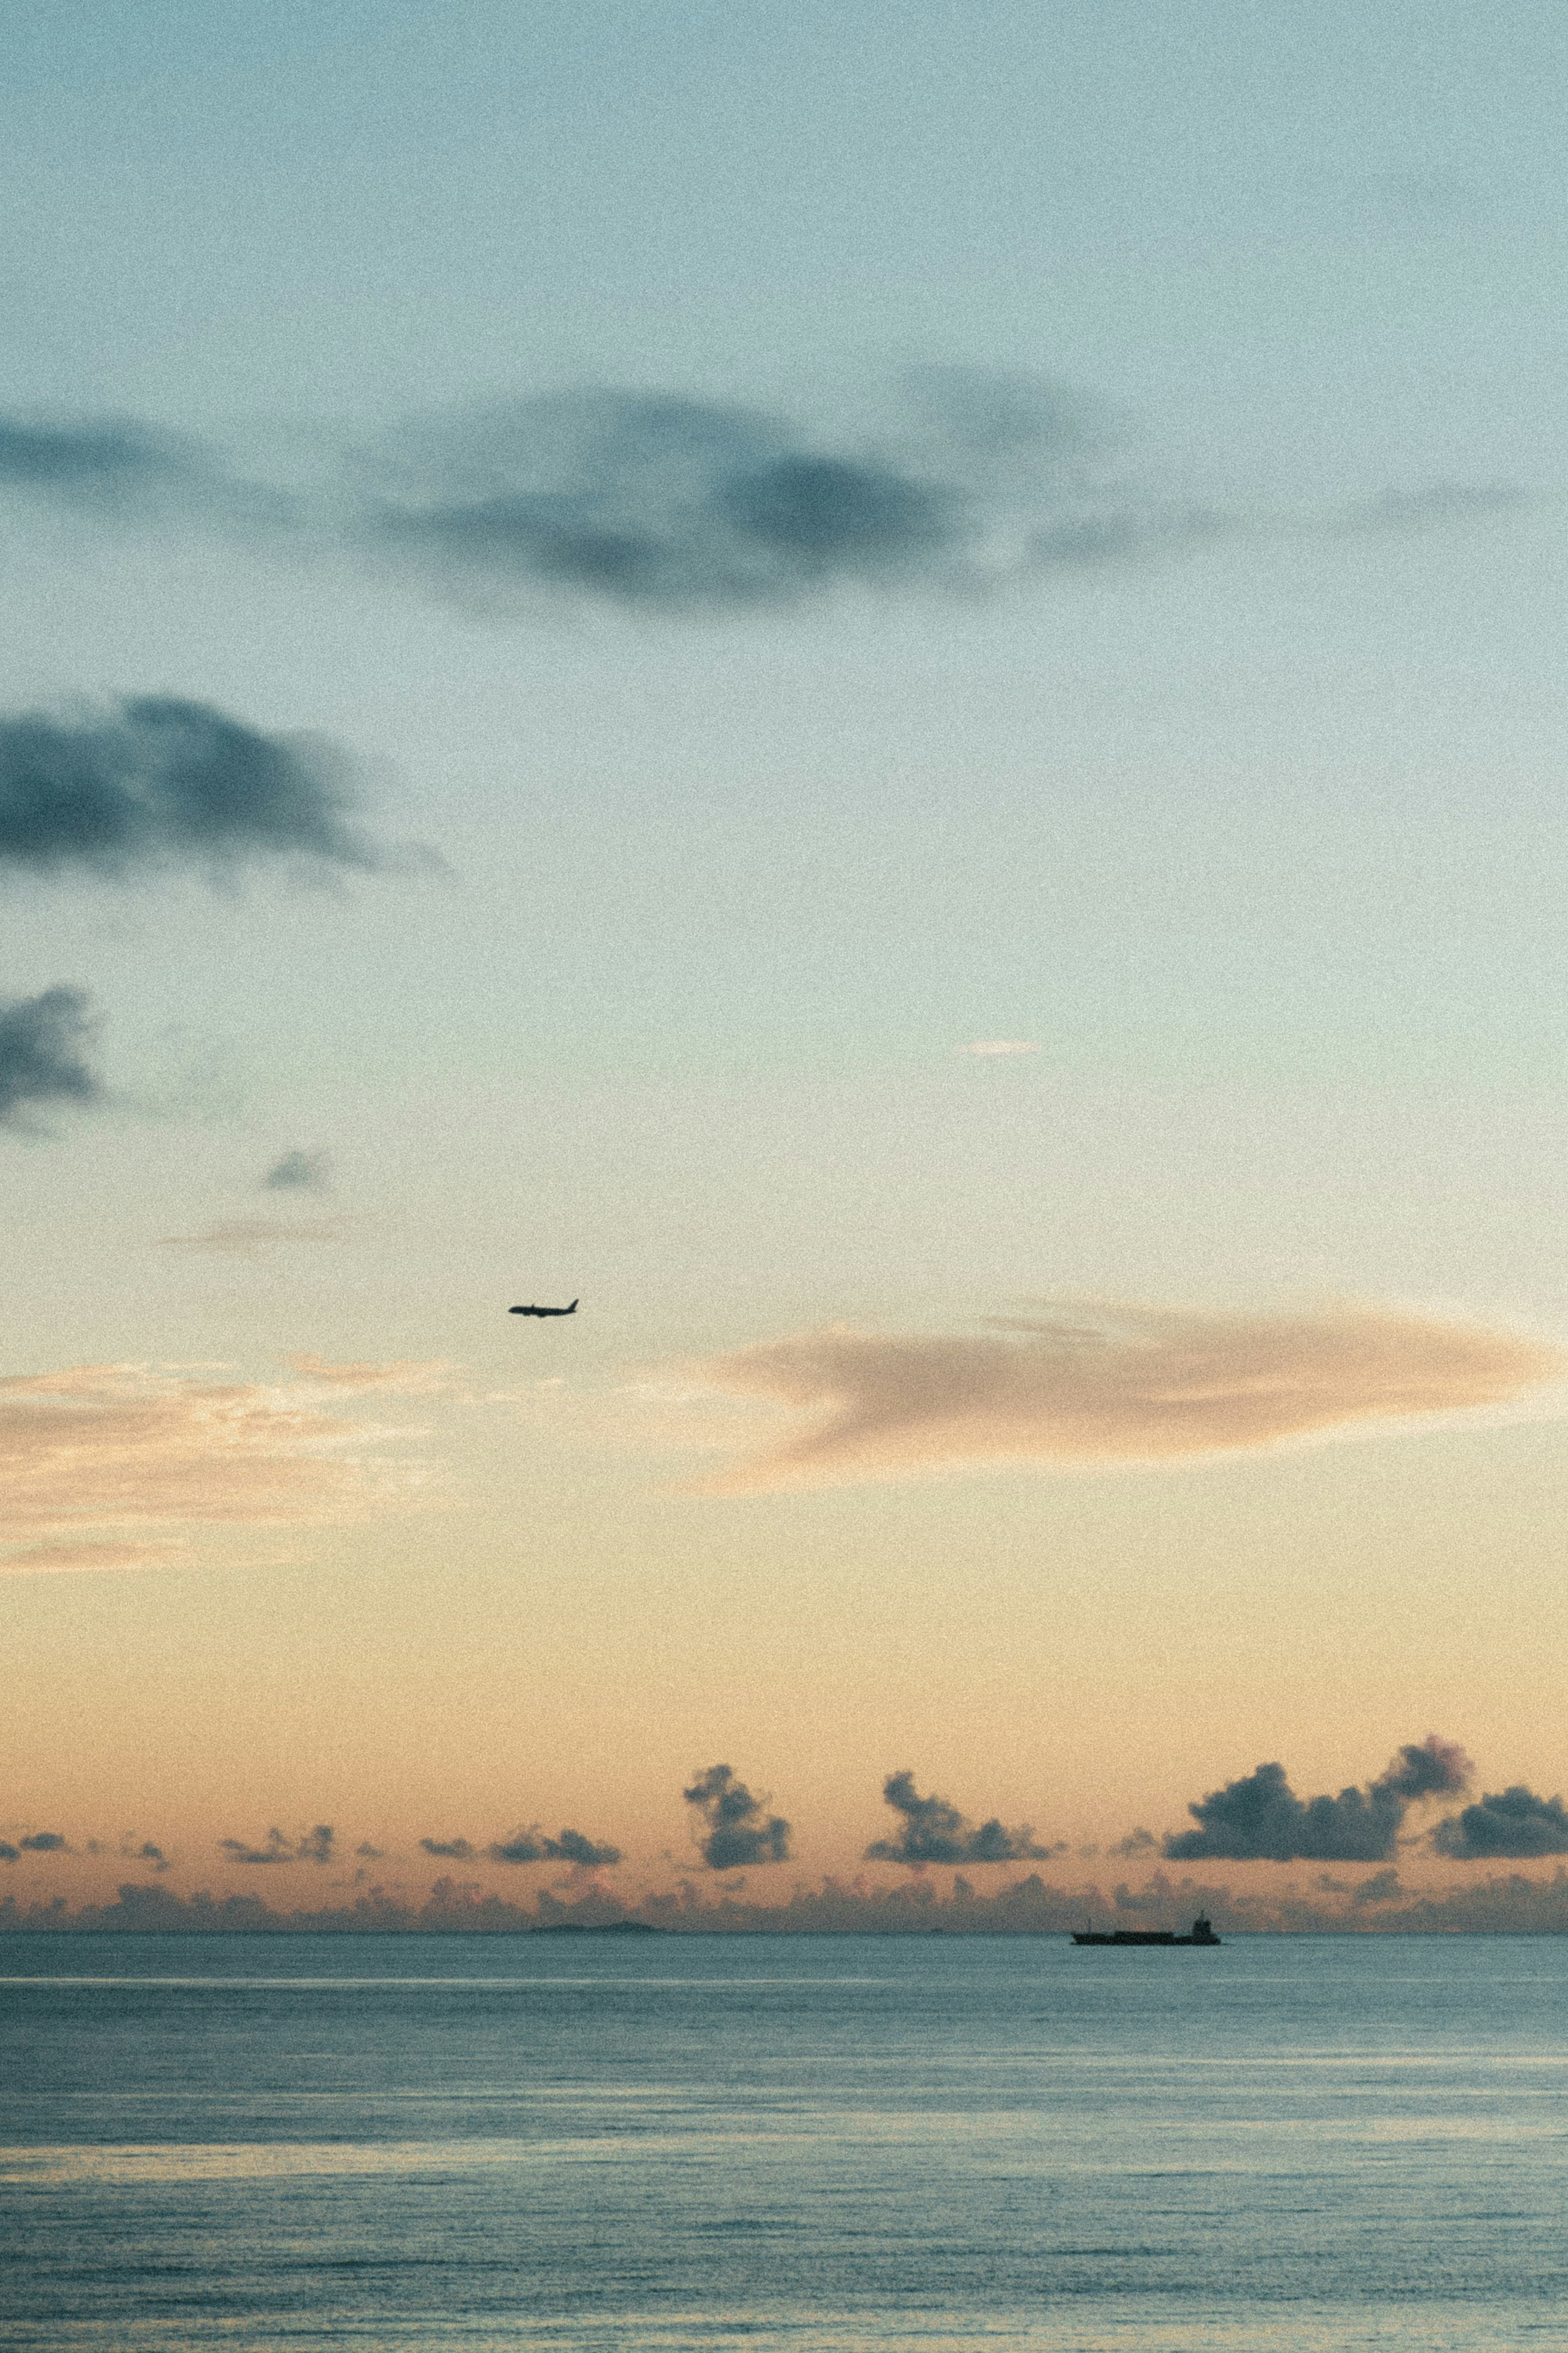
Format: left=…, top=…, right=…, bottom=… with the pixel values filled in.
left=157, top=1217, right=347, bottom=1259
left=683, top=1303, right=1562, bottom=1492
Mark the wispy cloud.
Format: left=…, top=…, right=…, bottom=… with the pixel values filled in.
left=865, top=1771, right=1050, bottom=1866
left=286, top=1355, right=455, bottom=1394
left=1166, top=1735, right=1471, bottom=1863
left=680, top=1303, right=1561, bottom=1492
left=488, top=1828, right=621, bottom=1867
left=0, top=1539, right=191, bottom=1573
left=263, top=1148, right=331, bottom=1192
left=0, top=416, right=217, bottom=509
left=0, top=986, right=104, bottom=1129
left=0, top=1360, right=436, bottom=1568
left=219, top=1825, right=334, bottom=1867
left=0, top=376, right=1526, bottom=623
left=157, top=1217, right=347, bottom=1259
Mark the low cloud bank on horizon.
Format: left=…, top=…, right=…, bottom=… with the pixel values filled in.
left=682, top=1302, right=1561, bottom=1491
left=12, top=1864, right=1568, bottom=1940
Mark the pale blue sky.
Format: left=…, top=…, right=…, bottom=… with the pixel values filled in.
left=2, top=2, right=1566, bottom=1891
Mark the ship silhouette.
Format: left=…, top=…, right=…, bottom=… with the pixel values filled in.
left=1072, top=1913, right=1220, bottom=1947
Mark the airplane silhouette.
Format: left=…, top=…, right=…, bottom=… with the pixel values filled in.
left=510, top=1298, right=579, bottom=1317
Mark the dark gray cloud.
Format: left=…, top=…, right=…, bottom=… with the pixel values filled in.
left=1112, top=1827, right=1158, bottom=1858
left=1432, top=1786, right=1568, bottom=1860
left=2, top=381, right=1528, bottom=617
left=1166, top=1736, right=1471, bottom=1863
left=18, top=1831, right=67, bottom=1852
left=865, top=1770, right=1048, bottom=1866
left=220, top=1824, right=334, bottom=1866
left=683, top=1764, right=791, bottom=1870
left=263, top=1148, right=331, bottom=1192
left=355, top=379, right=1092, bottom=613
left=0, top=1843, right=17, bottom=1862
left=0, top=698, right=381, bottom=880
left=419, top=1836, right=475, bottom=1860
left=487, top=1827, right=621, bottom=1867
left=0, top=416, right=209, bottom=507
left=0, top=986, right=104, bottom=1128
left=355, top=1840, right=385, bottom=1860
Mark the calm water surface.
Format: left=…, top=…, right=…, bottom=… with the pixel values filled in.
left=2, top=1931, right=1565, bottom=2350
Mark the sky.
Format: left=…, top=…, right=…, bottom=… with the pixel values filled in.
left=2, top=0, right=1567, bottom=1927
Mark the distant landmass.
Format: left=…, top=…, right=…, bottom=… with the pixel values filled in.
left=533, top=1919, right=662, bottom=1934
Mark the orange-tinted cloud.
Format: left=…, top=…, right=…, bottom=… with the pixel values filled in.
left=286, top=1354, right=456, bottom=1393
left=0, top=1361, right=440, bottom=1568
left=685, top=1303, right=1561, bottom=1492
left=156, top=1217, right=345, bottom=1258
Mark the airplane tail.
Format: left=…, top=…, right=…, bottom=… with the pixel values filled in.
left=568, top=1299, right=579, bottom=1311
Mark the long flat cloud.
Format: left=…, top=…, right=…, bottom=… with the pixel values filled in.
left=683, top=1303, right=1561, bottom=1491
left=0, top=697, right=383, bottom=879
left=0, top=377, right=1523, bottom=620
left=0, top=1360, right=444, bottom=1568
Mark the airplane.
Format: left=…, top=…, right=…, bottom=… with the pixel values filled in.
left=509, top=1298, right=579, bottom=1317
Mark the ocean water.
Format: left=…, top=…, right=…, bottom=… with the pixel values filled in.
left=2, top=1931, right=1565, bottom=2351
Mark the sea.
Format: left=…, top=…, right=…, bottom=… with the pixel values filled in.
left=2, top=1929, right=1565, bottom=2351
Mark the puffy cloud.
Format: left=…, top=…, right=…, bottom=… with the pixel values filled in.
left=0, top=986, right=104, bottom=1129
left=0, top=697, right=381, bottom=880
left=18, top=1831, right=66, bottom=1853
left=264, top=1149, right=331, bottom=1192
left=0, top=1843, right=17, bottom=1862
left=1382, top=1735, right=1473, bottom=1800
left=683, top=1764, right=791, bottom=1870
left=684, top=1303, right=1560, bottom=1492
left=865, top=1771, right=1049, bottom=1866
left=418, top=1837, right=474, bottom=1860
left=487, top=1827, right=621, bottom=1867
left=1166, top=1736, right=1471, bottom=1863
left=219, top=1825, right=334, bottom=1867
left=1432, top=1786, right=1568, bottom=1859
left=0, top=1358, right=434, bottom=1568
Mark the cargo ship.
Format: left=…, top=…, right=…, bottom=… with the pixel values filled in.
left=1072, top=1913, right=1220, bottom=1947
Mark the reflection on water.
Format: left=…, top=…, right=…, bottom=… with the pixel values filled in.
left=2, top=1930, right=1566, bottom=2350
